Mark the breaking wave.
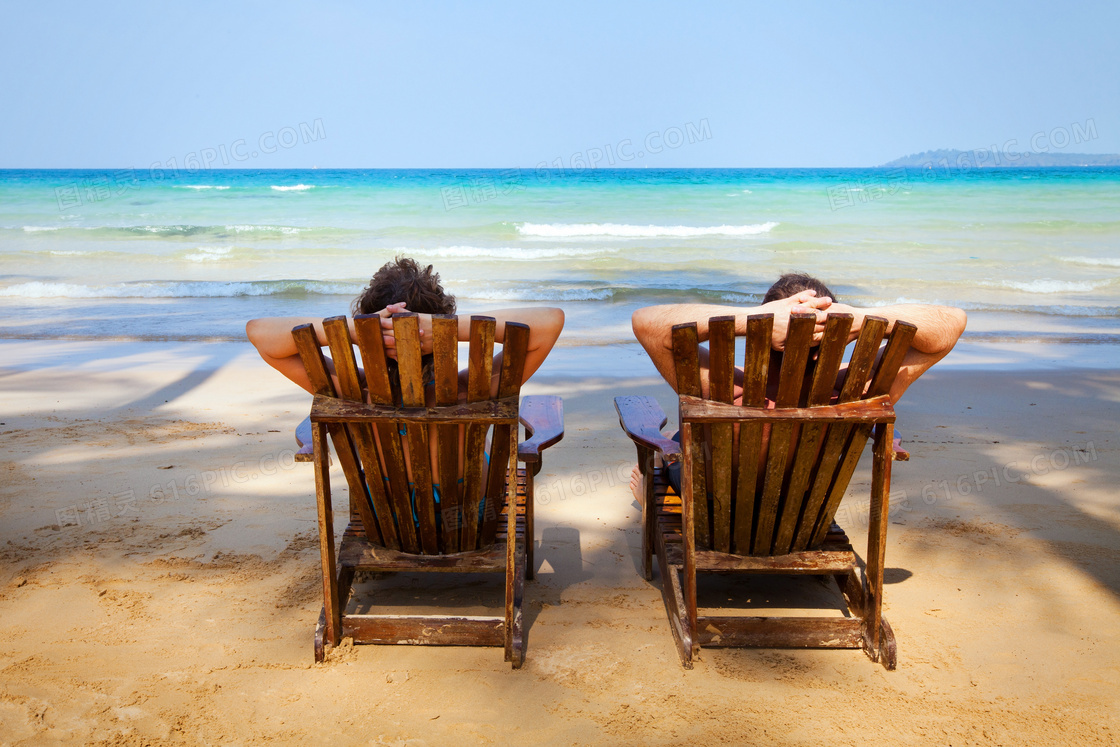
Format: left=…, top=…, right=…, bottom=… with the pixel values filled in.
left=0, top=279, right=362, bottom=299
left=516, top=222, right=778, bottom=238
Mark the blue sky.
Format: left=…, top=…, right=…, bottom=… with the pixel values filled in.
left=1, top=1, right=1117, bottom=168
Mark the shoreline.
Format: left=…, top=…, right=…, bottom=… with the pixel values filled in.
left=4, top=336, right=1120, bottom=376
left=1, top=337, right=1118, bottom=743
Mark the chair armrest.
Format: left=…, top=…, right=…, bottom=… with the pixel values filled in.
left=294, top=415, right=314, bottom=462
left=519, top=395, right=564, bottom=465
left=892, top=437, right=910, bottom=462
left=614, top=396, right=681, bottom=463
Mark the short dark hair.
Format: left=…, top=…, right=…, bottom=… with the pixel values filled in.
left=352, top=256, right=456, bottom=316
left=763, top=273, right=837, bottom=304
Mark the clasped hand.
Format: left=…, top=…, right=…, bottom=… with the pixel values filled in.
left=762, top=290, right=833, bottom=351
left=375, top=302, right=434, bottom=358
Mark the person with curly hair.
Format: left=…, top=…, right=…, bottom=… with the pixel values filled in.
left=246, top=256, right=564, bottom=400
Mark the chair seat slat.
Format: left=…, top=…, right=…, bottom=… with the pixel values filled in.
left=482, top=322, right=529, bottom=546
left=733, top=315, right=772, bottom=554
left=323, top=317, right=394, bottom=548
left=294, top=323, right=381, bottom=545
left=461, top=317, right=495, bottom=551
left=672, top=323, right=709, bottom=549
left=708, top=316, right=736, bottom=553
left=754, top=314, right=816, bottom=555
left=432, top=316, right=461, bottom=552
left=354, top=315, right=417, bottom=552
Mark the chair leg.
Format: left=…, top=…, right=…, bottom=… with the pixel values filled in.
left=508, top=537, right=526, bottom=669
left=864, top=422, right=893, bottom=663
left=313, top=423, right=342, bottom=655
left=314, top=606, right=327, bottom=663
left=315, top=565, right=356, bottom=663
left=657, top=542, right=694, bottom=668
left=641, top=488, right=654, bottom=582
left=879, top=617, right=898, bottom=670
left=525, top=469, right=535, bottom=581
left=639, top=447, right=655, bottom=581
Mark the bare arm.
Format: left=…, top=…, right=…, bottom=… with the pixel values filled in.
left=828, top=302, right=967, bottom=402
left=245, top=315, right=338, bottom=393
left=631, top=292, right=832, bottom=395
left=465, top=307, right=564, bottom=389
left=246, top=305, right=404, bottom=394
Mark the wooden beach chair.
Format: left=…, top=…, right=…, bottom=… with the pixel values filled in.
left=293, top=313, right=563, bottom=668
left=616, top=311, right=915, bottom=669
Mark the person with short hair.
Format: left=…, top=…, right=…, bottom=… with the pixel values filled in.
left=628, top=272, right=967, bottom=497
left=632, top=272, right=966, bottom=405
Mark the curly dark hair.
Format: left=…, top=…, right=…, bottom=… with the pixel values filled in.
left=352, top=256, right=456, bottom=316
left=763, top=272, right=838, bottom=304
left=352, top=257, right=456, bottom=403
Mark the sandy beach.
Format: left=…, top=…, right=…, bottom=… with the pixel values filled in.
left=1, top=339, right=1118, bottom=745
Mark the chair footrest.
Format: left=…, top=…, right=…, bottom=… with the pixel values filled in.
left=339, top=534, right=510, bottom=572
left=344, top=614, right=505, bottom=646
left=696, top=616, right=864, bottom=648
left=693, top=548, right=857, bottom=574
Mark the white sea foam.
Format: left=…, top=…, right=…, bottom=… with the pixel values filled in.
left=22, top=226, right=61, bottom=232
left=516, top=222, right=778, bottom=238
left=871, top=297, right=932, bottom=306
left=771, top=296, right=1120, bottom=318
left=424, top=245, right=619, bottom=260
left=225, top=224, right=303, bottom=234
left=184, top=247, right=234, bottom=262
left=177, top=185, right=231, bottom=190
left=1059, top=256, right=1120, bottom=268
left=719, top=292, right=756, bottom=303
left=0, top=280, right=360, bottom=299
left=271, top=184, right=315, bottom=192
left=461, top=287, right=615, bottom=302
left=990, top=279, right=1109, bottom=294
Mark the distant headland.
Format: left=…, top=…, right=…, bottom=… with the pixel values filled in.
left=882, top=149, right=1120, bottom=168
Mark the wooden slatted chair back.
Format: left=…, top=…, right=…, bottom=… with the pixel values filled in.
left=292, top=314, right=529, bottom=555
left=672, top=312, right=916, bottom=556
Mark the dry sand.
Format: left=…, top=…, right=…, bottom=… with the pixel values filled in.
left=1, top=340, right=1118, bottom=745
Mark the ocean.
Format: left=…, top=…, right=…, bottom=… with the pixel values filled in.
left=2, top=168, right=1119, bottom=350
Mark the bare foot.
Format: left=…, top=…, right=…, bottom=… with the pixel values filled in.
left=629, top=464, right=644, bottom=504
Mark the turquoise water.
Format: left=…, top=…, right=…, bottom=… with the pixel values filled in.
left=1, top=168, right=1118, bottom=344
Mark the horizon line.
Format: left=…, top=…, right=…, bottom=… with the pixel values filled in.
left=3, top=162, right=1120, bottom=171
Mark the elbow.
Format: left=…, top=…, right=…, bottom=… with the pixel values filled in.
left=949, top=307, right=968, bottom=341
left=928, top=307, right=967, bottom=356
left=246, top=318, right=284, bottom=358
left=542, top=307, right=565, bottom=342
left=527, top=307, right=565, bottom=351
left=632, top=307, right=653, bottom=341
left=632, top=307, right=666, bottom=353
left=245, top=318, right=262, bottom=344
left=545, top=307, right=565, bottom=346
